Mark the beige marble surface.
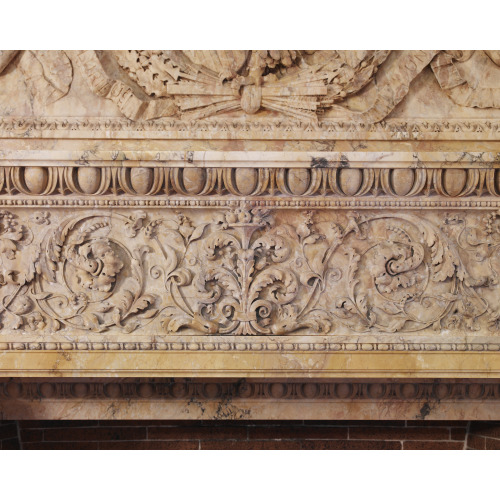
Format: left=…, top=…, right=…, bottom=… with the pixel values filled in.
left=0, top=50, right=500, bottom=387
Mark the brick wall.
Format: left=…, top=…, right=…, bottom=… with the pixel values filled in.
left=14, top=420, right=471, bottom=450
left=0, top=420, right=20, bottom=449
left=467, top=422, right=500, bottom=449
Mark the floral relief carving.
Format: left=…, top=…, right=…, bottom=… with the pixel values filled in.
left=1, top=206, right=500, bottom=338
left=158, top=207, right=331, bottom=335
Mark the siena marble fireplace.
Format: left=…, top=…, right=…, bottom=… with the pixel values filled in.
left=1, top=50, right=500, bottom=420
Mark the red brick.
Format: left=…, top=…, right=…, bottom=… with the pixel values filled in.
left=468, top=423, right=500, bottom=439
left=450, top=428, right=467, bottom=441
left=43, top=426, right=146, bottom=442
left=147, top=425, right=246, bottom=441
left=408, top=421, right=467, bottom=427
left=97, top=420, right=171, bottom=427
left=1, top=438, right=21, bottom=450
left=201, top=439, right=402, bottom=450
left=19, top=429, right=43, bottom=443
left=0, top=423, right=17, bottom=440
left=198, top=421, right=259, bottom=427
left=248, top=425, right=347, bottom=440
left=245, top=420, right=297, bottom=426
left=100, top=440, right=199, bottom=450
left=19, top=420, right=99, bottom=429
left=403, top=441, right=463, bottom=450
left=466, top=434, right=486, bottom=450
left=349, top=426, right=449, bottom=441
left=485, top=437, right=500, bottom=450
left=6, top=419, right=485, bottom=449
left=324, top=420, right=405, bottom=427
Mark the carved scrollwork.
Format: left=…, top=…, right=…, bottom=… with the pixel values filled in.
left=0, top=210, right=159, bottom=334
left=0, top=206, right=500, bottom=338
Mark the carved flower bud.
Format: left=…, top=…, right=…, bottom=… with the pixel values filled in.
left=30, top=211, right=50, bottom=225
left=237, top=209, right=252, bottom=223
left=225, top=211, right=238, bottom=224
left=297, top=223, right=310, bottom=239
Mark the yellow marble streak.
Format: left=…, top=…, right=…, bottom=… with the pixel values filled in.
left=0, top=351, right=499, bottom=378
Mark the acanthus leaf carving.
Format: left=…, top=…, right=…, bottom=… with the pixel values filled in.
left=0, top=206, right=499, bottom=339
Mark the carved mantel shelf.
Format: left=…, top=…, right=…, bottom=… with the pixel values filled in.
left=2, top=49, right=500, bottom=418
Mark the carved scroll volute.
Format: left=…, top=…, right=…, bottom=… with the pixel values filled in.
left=119, top=167, right=164, bottom=195
left=65, top=167, right=111, bottom=195
left=171, top=167, right=217, bottom=196
left=12, top=167, right=58, bottom=195
left=223, top=168, right=270, bottom=196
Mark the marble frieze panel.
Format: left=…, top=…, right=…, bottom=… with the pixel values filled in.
left=1, top=50, right=500, bottom=380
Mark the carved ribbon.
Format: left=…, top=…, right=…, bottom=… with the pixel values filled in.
left=348, top=50, right=439, bottom=123
left=431, top=50, right=500, bottom=108
left=77, top=50, right=177, bottom=121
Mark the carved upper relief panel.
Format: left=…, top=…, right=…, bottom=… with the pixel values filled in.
left=2, top=50, right=500, bottom=125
